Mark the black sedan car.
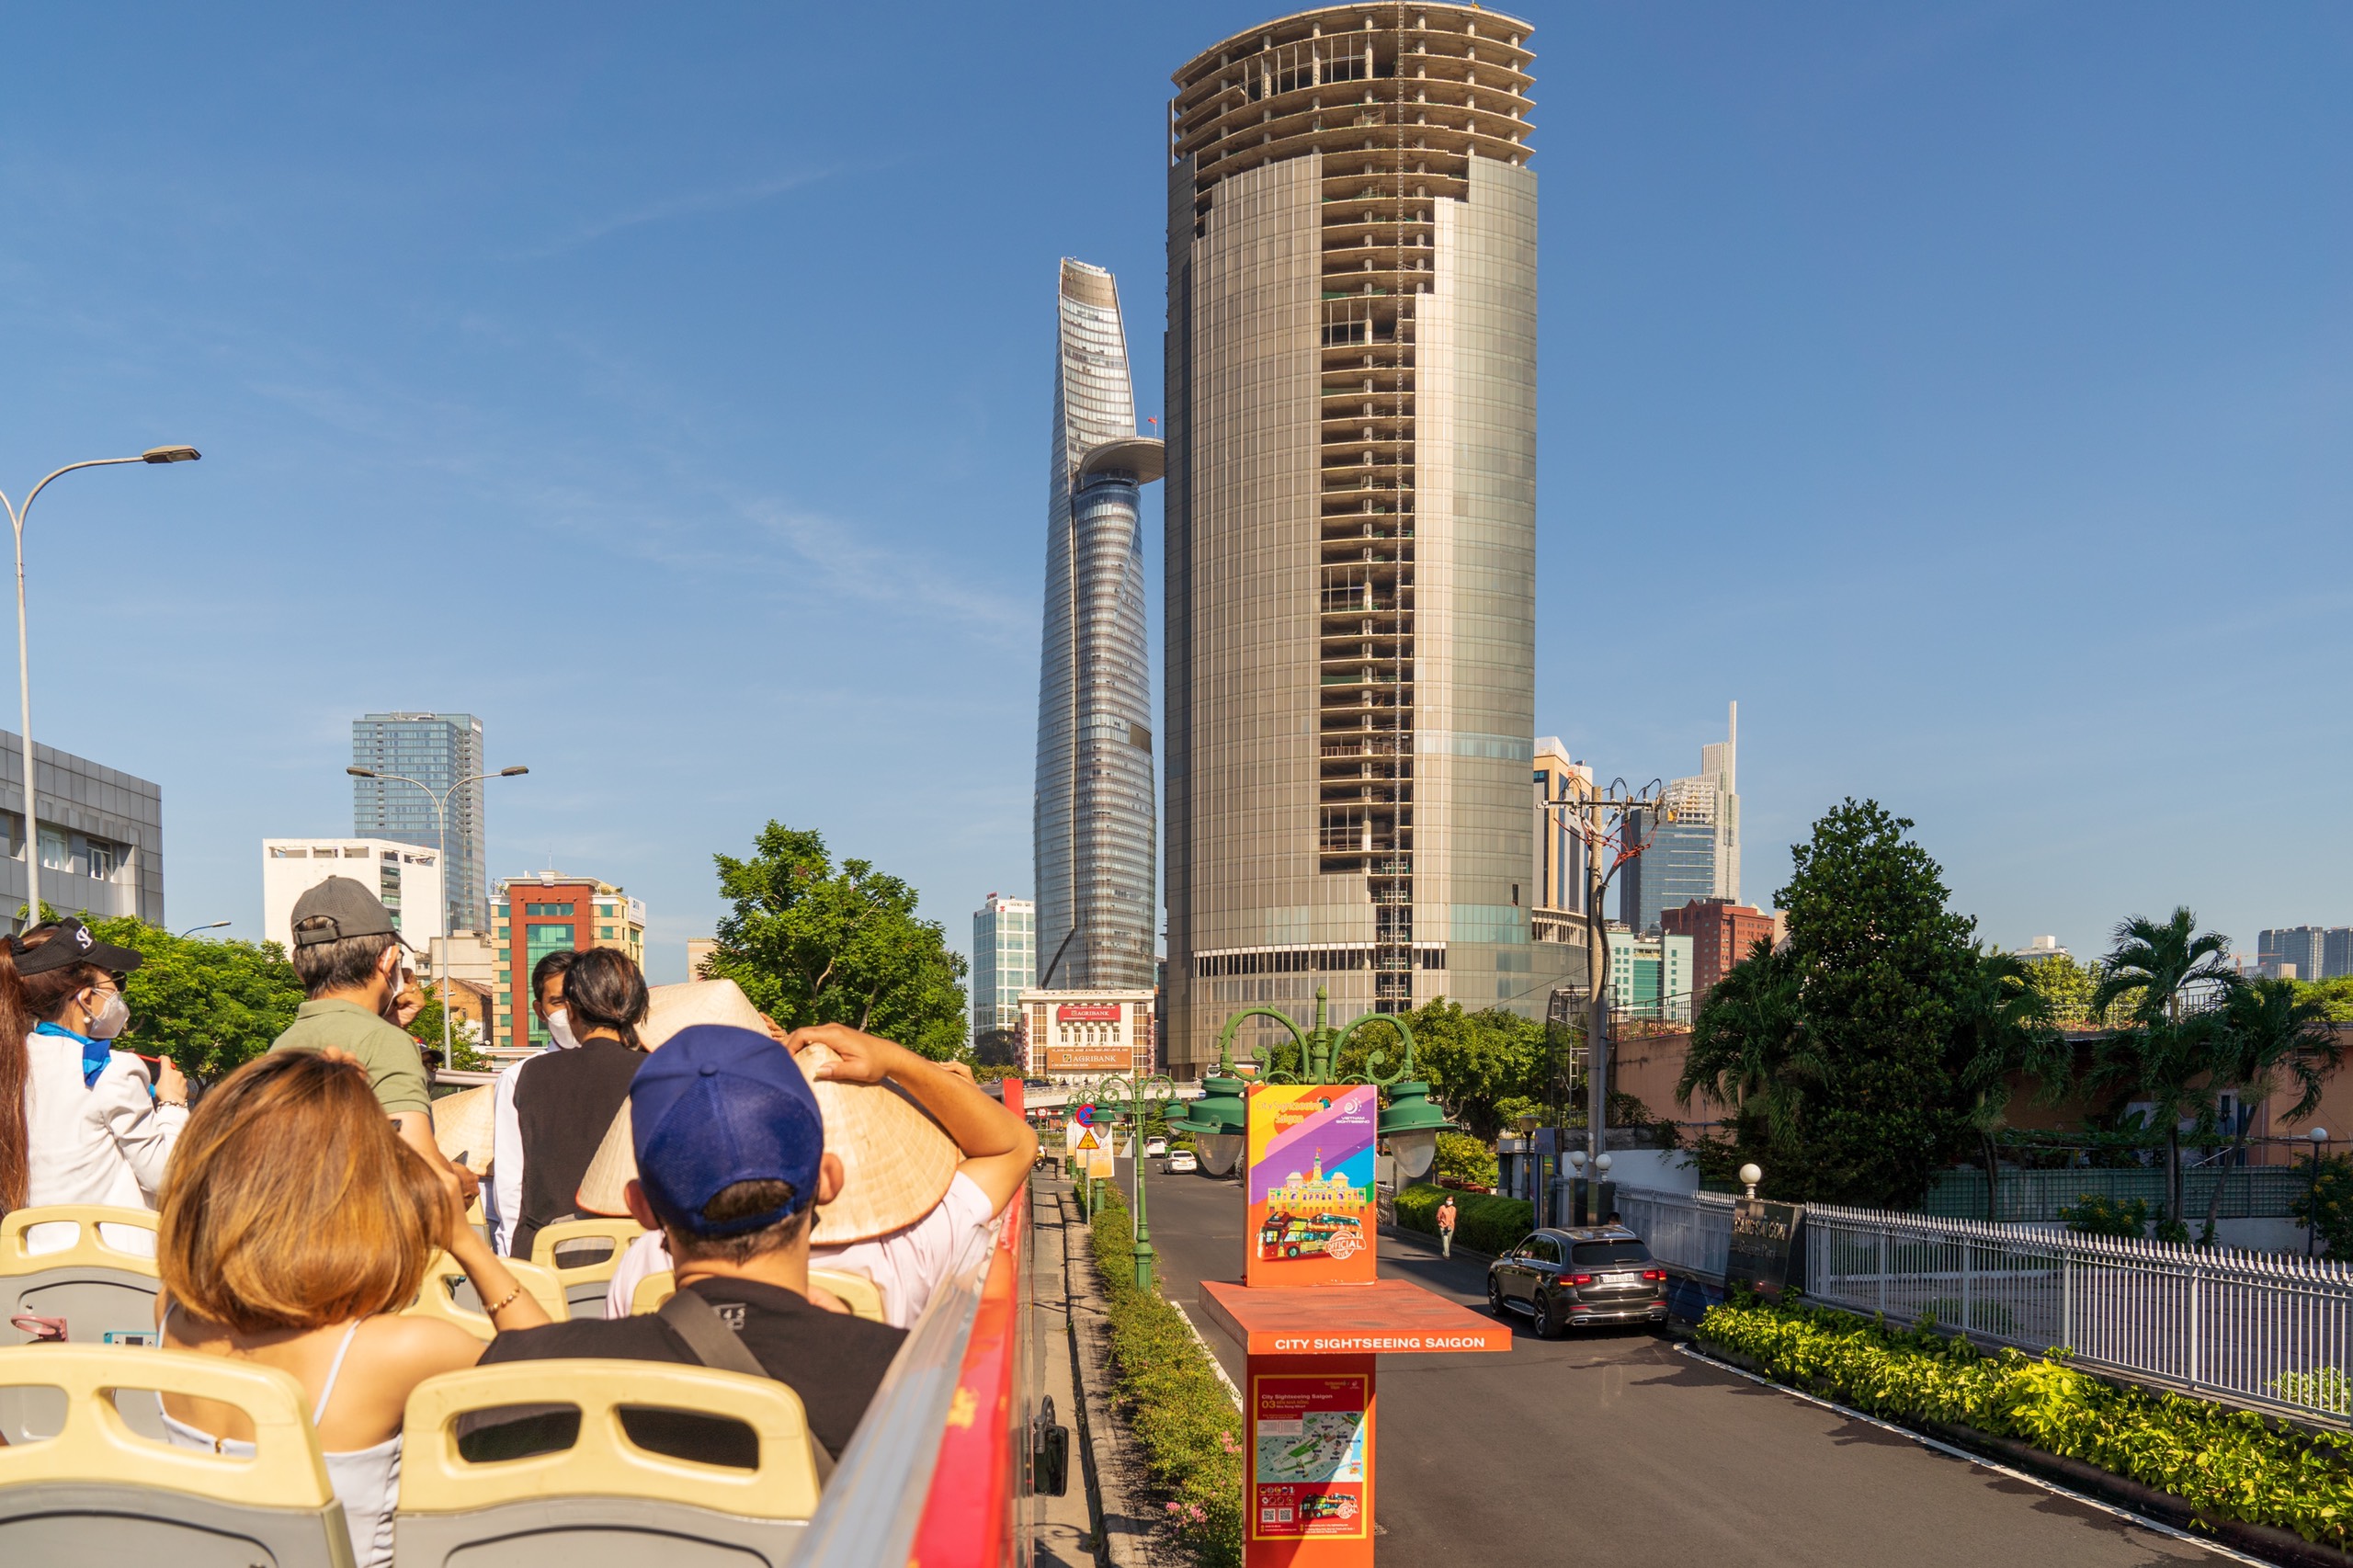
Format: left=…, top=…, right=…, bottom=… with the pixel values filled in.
left=1486, top=1225, right=1668, bottom=1336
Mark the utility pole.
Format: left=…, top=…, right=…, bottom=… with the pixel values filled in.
left=1542, top=776, right=1672, bottom=1170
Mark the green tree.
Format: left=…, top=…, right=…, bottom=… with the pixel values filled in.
left=1677, top=800, right=1982, bottom=1207
left=702, top=822, right=970, bottom=1061
left=404, top=983, right=490, bottom=1072
left=2294, top=977, right=2353, bottom=1024
left=2291, top=1153, right=2353, bottom=1257
left=1949, top=951, right=2069, bottom=1222
left=2199, top=978, right=2342, bottom=1240
left=973, top=1026, right=1024, bottom=1070
left=2020, top=951, right=2103, bottom=1028
left=1432, top=1131, right=1498, bottom=1190
left=1357, top=1000, right=1547, bottom=1142
left=85, top=918, right=307, bottom=1080
left=2086, top=908, right=2237, bottom=1230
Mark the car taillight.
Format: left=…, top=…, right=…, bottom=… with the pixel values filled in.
left=1643, top=1268, right=1665, bottom=1282
left=1570, top=1272, right=1594, bottom=1286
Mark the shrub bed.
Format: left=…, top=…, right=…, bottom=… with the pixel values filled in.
left=1087, top=1188, right=1244, bottom=1566
left=1697, top=1299, right=2353, bottom=1548
left=1393, top=1182, right=1532, bottom=1256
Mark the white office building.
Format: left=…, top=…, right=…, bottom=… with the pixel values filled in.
left=262, top=838, right=445, bottom=954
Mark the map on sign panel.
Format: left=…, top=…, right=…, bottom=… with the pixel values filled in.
left=1256, top=1408, right=1365, bottom=1485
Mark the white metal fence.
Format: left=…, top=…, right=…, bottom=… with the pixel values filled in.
left=1616, top=1186, right=1734, bottom=1281
left=1803, top=1203, right=2353, bottom=1427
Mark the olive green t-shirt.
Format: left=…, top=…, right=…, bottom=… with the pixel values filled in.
left=269, top=998, right=432, bottom=1117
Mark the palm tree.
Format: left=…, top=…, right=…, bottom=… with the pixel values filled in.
left=1950, top=950, right=2071, bottom=1221
left=1677, top=940, right=1820, bottom=1180
left=2199, top=979, right=2344, bottom=1240
left=2087, top=908, right=2238, bottom=1230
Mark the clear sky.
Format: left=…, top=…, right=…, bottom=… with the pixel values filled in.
left=1, top=4, right=2345, bottom=980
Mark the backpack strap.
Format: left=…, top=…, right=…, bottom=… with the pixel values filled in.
left=657, top=1287, right=835, bottom=1483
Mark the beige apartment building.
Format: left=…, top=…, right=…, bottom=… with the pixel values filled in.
left=1162, top=5, right=1575, bottom=1077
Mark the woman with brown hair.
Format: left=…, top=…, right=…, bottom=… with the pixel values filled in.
left=155, top=1049, right=551, bottom=1568
left=14, top=918, right=187, bottom=1228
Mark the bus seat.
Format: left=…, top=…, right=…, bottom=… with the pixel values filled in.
left=530, top=1219, right=649, bottom=1321
left=0, top=1207, right=168, bottom=1443
left=0, top=1344, right=355, bottom=1567
left=401, top=1254, right=569, bottom=1340
left=627, top=1267, right=885, bottom=1324
left=393, top=1358, right=820, bottom=1566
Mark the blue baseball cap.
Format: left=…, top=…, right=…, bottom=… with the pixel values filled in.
left=630, top=1024, right=824, bottom=1237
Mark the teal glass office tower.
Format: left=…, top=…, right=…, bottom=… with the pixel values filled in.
left=353, top=711, right=485, bottom=933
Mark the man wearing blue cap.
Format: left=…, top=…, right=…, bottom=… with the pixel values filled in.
left=477, top=1023, right=905, bottom=1460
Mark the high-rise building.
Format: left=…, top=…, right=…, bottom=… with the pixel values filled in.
left=2260, top=927, right=2335, bottom=983
left=0, top=727, right=164, bottom=929
left=1531, top=738, right=1590, bottom=915
left=1163, top=6, right=1555, bottom=1074
left=2330, top=929, right=2353, bottom=983
left=488, top=872, right=646, bottom=1057
left=1034, top=259, right=1162, bottom=995
left=262, top=838, right=444, bottom=951
left=1660, top=899, right=1777, bottom=1013
left=352, top=713, right=487, bottom=934
left=1605, top=927, right=1694, bottom=1023
left=972, top=893, right=1038, bottom=1045
left=1625, top=702, right=1741, bottom=933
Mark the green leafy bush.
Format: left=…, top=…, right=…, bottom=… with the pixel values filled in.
left=1087, top=1189, right=1243, bottom=1566
left=1698, top=1300, right=2353, bottom=1545
left=1432, top=1131, right=1498, bottom=1191
left=2291, top=1154, right=2353, bottom=1257
left=2274, top=1369, right=2352, bottom=1417
left=1393, top=1183, right=1532, bottom=1256
left=2058, top=1193, right=2151, bottom=1238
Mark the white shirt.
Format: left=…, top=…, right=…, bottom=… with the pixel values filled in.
left=485, top=1039, right=565, bottom=1256
left=24, top=1032, right=186, bottom=1252
left=602, top=1171, right=998, bottom=1329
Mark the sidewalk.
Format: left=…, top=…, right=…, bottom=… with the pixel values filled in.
left=1028, top=1179, right=1095, bottom=1568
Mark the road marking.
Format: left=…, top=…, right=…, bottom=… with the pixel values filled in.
left=1677, top=1346, right=2268, bottom=1567
left=1171, top=1301, right=1244, bottom=1405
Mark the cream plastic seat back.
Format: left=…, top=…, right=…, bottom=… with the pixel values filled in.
left=0, top=1344, right=355, bottom=1567
left=0, top=1206, right=167, bottom=1443
left=394, top=1358, right=820, bottom=1567
left=530, top=1218, right=649, bottom=1321
left=400, top=1252, right=569, bottom=1339
left=626, top=1267, right=888, bottom=1324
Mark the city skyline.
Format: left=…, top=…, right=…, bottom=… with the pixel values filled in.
left=0, top=6, right=2343, bottom=979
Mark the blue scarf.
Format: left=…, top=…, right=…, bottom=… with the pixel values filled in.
left=34, top=1020, right=112, bottom=1089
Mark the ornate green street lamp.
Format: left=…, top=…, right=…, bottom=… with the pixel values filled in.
left=1176, top=985, right=1455, bottom=1184
left=1084, top=1069, right=1177, bottom=1290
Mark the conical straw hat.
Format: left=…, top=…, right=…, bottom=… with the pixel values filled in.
left=433, top=1085, right=495, bottom=1175
left=574, top=984, right=959, bottom=1245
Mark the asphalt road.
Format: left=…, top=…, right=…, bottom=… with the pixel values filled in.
left=1136, top=1169, right=2237, bottom=1567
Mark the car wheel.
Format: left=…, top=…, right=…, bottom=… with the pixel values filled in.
left=1487, top=1277, right=1506, bottom=1317
left=1534, top=1290, right=1562, bottom=1339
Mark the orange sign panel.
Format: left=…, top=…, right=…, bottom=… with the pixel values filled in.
left=1245, top=1084, right=1378, bottom=1288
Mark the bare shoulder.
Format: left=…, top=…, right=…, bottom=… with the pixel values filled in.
left=357, top=1313, right=487, bottom=1377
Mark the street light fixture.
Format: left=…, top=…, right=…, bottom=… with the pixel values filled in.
left=1084, top=1069, right=1177, bottom=1290
left=178, top=920, right=230, bottom=938
left=1739, top=1162, right=1763, bottom=1200
left=2309, top=1128, right=2329, bottom=1258
left=1, top=446, right=200, bottom=928
left=346, top=761, right=529, bottom=1070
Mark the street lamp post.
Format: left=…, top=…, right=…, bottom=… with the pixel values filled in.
left=1, top=446, right=200, bottom=927
left=1086, top=1068, right=1176, bottom=1290
left=2308, top=1128, right=2330, bottom=1258
left=178, top=920, right=230, bottom=938
left=347, top=763, right=529, bottom=1068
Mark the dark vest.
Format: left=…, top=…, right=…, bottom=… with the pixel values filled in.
left=510, top=1035, right=644, bottom=1259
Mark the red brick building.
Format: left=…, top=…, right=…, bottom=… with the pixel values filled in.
left=1660, top=899, right=1778, bottom=1011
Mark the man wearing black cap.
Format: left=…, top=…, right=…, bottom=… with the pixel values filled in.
left=269, top=875, right=477, bottom=1200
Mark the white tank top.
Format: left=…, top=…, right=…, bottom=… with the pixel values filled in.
left=161, top=1318, right=403, bottom=1568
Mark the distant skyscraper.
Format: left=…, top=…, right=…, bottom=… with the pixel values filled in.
left=972, top=893, right=1037, bottom=1044
left=352, top=712, right=486, bottom=933
left=1033, top=260, right=1161, bottom=994
left=1531, top=737, right=1591, bottom=915
left=1628, top=703, right=1742, bottom=933
left=1164, top=6, right=1559, bottom=1075
left=2260, top=926, right=2333, bottom=982
left=2331, top=929, right=2353, bottom=982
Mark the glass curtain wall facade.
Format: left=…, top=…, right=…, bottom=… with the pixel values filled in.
left=352, top=712, right=486, bottom=933
left=1033, top=260, right=1161, bottom=994
left=972, top=894, right=1038, bottom=1044
left=1164, top=6, right=1563, bottom=1075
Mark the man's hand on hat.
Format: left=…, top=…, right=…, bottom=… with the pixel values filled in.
left=781, top=1022, right=909, bottom=1085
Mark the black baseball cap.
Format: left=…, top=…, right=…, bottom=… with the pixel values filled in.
left=289, top=875, right=413, bottom=949
left=14, top=917, right=145, bottom=977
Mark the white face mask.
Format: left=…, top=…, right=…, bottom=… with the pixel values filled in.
left=546, top=1006, right=580, bottom=1050
left=84, top=990, right=131, bottom=1040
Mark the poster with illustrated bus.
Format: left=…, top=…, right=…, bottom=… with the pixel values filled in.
left=1250, top=1370, right=1370, bottom=1542
left=1245, top=1083, right=1378, bottom=1287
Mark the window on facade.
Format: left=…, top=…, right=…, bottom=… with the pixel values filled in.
left=86, top=841, right=119, bottom=881
left=38, top=829, right=67, bottom=871
left=525, top=903, right=575, bottom=917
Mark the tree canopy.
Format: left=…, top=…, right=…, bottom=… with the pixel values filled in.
left=701, top=822, right=970, bottom=1061
left=85, top=917, right=306, bottom=1080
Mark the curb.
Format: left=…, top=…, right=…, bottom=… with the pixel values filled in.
left=1688, top=1341, right=2350, bottom=1568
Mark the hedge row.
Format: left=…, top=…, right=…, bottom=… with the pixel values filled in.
left=1698, top=1299, right=2353, bottom=1547
left=1392, top=1181, right=1533, bottom=1256
left=1086, top=1188, right=1245, bottom=1566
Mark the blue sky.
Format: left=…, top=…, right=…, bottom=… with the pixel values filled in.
left=1, top=4, right=2345, bottom=981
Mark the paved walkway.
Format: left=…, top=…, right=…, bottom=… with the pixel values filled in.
left=1141, top=1172, right=2237, bottom=1567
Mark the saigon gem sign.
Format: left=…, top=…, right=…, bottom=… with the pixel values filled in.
left=1245, top=1084, right=1378, bottom=1289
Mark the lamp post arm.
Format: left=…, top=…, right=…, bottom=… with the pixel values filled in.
left=1334, top=1010, right=1418, bottom=1086
left=1218, top=1006, right=1307, bottom=1082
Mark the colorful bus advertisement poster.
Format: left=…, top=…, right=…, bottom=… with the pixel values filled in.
left=1245, top=1083, right=1377, bottom=1286
left=1250, top=1371, right=1370, bottom=1541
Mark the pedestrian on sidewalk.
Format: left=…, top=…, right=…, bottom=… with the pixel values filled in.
left=1437, top=1194, right=1458, bottom=1258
